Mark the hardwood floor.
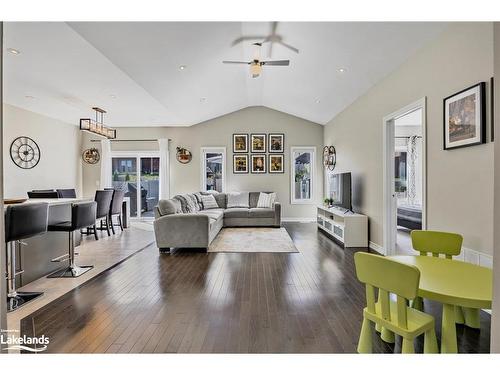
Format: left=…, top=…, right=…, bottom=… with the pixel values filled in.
left=20, top=223, right=491, bottom=353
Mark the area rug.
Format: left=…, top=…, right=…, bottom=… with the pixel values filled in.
left=209, top=227, right=299, bottom=253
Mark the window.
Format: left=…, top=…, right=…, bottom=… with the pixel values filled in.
left=290, top=146, right=315, bottom=204
left=201, top=147, right=226, bottom=193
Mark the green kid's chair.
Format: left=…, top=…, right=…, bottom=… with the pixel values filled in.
left=410, top=230, right=478, bottom=328
left=354, top=252, right=438, bottom=354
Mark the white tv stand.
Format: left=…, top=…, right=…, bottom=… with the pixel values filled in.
left=317, top=205, right=368, bottom=247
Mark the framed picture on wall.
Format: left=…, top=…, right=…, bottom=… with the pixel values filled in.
left=251, top=154, right=266, bottom=173
left=443, top=82, right=486, bottom=150
left=268, top=133, right=284, bottom=153
left=233, top=154, right=249, bottom=174
left=233, top=134, right=248, bottom=153
left=251, top=134, right=266, bottom=153
left=269, top=154, right=284, bottom=173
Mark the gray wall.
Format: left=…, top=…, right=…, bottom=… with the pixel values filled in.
left=2, top=104, right=83, bottom=198
left=491, top=21, right=500, bottom=353
left=82, top=106, right=324, bottom=219
left=324, top=23, right=494, bottom=254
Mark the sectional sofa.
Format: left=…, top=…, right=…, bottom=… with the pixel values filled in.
left=153, top=191, right=281, bottom=252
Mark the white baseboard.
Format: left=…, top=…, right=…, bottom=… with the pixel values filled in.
left=369, top=241, right=386, bottom=255
left=282, top=217, right=316, bottom=223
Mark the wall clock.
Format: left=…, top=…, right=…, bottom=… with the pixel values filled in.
left=82, top=148, right=101, bottom=164
left=323, top=145, right=336, bottom=171
left=10, top=136, right=41, bottom=169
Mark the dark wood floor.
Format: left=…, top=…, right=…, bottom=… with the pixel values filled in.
left=21, top=223, right=491, bottom=353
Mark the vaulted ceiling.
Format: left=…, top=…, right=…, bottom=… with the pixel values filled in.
left=3, top=22, right=447, bottom=127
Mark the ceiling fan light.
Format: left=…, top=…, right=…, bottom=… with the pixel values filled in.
left=250, top=63, right=262, bottom=77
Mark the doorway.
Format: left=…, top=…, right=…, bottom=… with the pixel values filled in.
left=111, top=152, right=160, bottom=220
left=383, top=98, right=427, bottom=255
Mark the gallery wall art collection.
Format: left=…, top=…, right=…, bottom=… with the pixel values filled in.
left=232, top=133, right=284, bottom=174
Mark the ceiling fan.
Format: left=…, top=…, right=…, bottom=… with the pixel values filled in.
left=223, top=43, right=290, bottom=78
left=232, top=22, right=299, bottom=58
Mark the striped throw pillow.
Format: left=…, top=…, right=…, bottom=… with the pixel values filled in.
left=257, top=192, right=276, bottom=208
left=201, top=194, right=219, bottom=210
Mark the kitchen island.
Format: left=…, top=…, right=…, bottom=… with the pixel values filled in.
left=4, top=197, right=130, bottom=285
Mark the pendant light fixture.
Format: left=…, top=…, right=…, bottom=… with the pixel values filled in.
left=79, top=107, right=116, bottom=139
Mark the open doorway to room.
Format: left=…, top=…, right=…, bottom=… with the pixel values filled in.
left=383, top=98, right=427, bottom=255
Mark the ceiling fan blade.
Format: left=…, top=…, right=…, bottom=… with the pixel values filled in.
left=231, top=35, right=267, bottom=46
left=261, top=60, right=290, bottom=66
left=278, top=41, right=299, bottom=54
left=222, top=61, right=250, bottom=64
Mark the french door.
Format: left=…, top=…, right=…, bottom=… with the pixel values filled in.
left=111, top=152, right=160, bottom=219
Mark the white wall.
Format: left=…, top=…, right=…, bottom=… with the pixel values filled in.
left=3, top=104, right=82, bottom=198
left=324, top=23, right=494, bottom=255
left=82, top=106, right=324, bottom=219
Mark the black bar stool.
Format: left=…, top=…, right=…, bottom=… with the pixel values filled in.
left=56, top=188, right=77, bottom=198
left=27, top=190, right=59, bottom=198
left=93, top=190, right=113, bottom=237
left=109, top=190, right=125, bottom=234
left=47, top=201, right=97, bottom=278
left=4, top=203, right=49, bottom=312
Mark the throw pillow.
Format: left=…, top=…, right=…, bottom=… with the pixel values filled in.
left=257, top=192, right=276, bottom=208
left=194, top=192, right=204, bottom=210
left=201, top=194, right=219, bottom=209
left=226, top=192, right=249, bottom=208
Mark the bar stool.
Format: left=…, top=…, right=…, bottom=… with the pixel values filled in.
left=94, top=190, right=114, bottom=237
left=27, top=190, right=58, bottom=198
left=47, top=202, right=97, bottom=278
left=109, top=190, right=125, bottom=234
left=4, top=203, right=49, bottom=312
left=56, top=188, right=77, bottom=198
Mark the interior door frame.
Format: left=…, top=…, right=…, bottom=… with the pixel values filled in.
left=383, top=97, right=427, bottom=256
left=200, top=147, right=226, bottom=192
left=111, top=151, right=160, bottom=220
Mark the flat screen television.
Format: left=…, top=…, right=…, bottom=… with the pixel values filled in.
left=328, top=172, right=352, bottom=211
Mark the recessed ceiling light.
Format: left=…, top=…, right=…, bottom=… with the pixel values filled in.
left=338, top=68, right=346, bottom=73
left=7, top=48, right=20, bottom=55
left=109, top=94, right=117, bottom=99
left=179, top=65, right=187, bottom=71
left=315, top=99, right=321, bottom=104
left=25, top=95, right=35, bottom=100
left=200, top=97, right=206, bottom=102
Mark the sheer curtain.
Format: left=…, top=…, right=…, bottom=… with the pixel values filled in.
left=158, top=138, right=170, bottom=199
left=99, top=139, right=112, bottom=189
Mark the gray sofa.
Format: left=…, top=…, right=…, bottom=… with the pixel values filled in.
left=153, top=192, right=281, bottom=252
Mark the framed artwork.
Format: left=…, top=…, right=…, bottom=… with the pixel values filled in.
left=251, top=154, right=266, bottom=174
left=233, top=134, right=248, bottom=153
left=443, top=82, right=486, bottom=150
left=268, top=133, right=284, bottom=153
left=269, top=154, right=284, bottom=173
left=233, top=154, right=249, bottom=174
left=251, top=134, right=266, bottom=153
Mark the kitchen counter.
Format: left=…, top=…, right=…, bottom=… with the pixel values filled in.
left=5, top=197, right=130, bottom=285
